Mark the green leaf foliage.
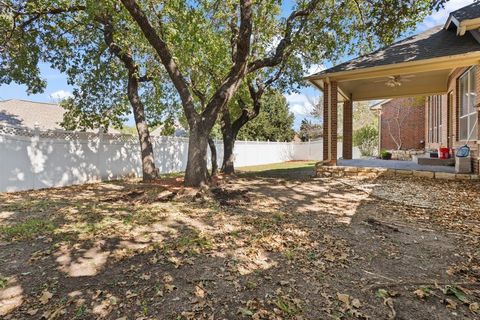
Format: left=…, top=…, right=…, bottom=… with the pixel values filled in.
left=237, top=91, right=295, bottom=142
left=353, top=125, right=379, bottom=157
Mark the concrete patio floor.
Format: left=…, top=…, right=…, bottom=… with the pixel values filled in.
left=337, top=159, right=456, bottom=173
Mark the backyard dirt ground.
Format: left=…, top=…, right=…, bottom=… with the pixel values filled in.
left=0, top=164, right=479, bottom=319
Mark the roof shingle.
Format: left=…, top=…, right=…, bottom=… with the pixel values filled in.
left=0, top=99, right=65, bottom=130
left=308, top=26, right=480, bottom=77
left=450, top=2, right=480, bottom=22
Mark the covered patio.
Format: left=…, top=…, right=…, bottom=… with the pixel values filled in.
left=306, top=12, right=480, bottom=171
left=337, top=159, right=455, bottom=173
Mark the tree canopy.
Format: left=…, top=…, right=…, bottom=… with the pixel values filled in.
left=0, top=0, right=451, bottom=186
left=237, top=91, right=295, bottom=142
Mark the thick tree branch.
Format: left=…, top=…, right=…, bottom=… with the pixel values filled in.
left=120, top=0, right=197, bottom=126
left=231, top=62, right=285, bottom=135
left=247, top=0, right=319, bottom=73
left=202, top=0, right=253, bottom=129
left=100, top=15, right=157, bottom=180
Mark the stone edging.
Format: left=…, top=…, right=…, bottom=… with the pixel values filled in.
left=316, top=163, right=479, bottom=180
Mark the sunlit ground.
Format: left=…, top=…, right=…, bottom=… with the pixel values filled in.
left=0, top=165, right=479, bottom=319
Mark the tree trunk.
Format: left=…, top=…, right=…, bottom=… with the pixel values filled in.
left=220, top=108, right=236, bottom=174
left=222, top=134, right=236, bottom=174
left=102, top=17, right=158, bottom=182
left=127, top=74, right=158, bottom=181
left=220, top=89, right=262, bottom=174
left=184, top=124, right=210, bottom=187
left=208, top=137, right=218, bottom=177
left=120, top=0, right=253, bottom=187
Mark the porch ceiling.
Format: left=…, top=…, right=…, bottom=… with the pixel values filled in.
left=335, top=69, right=451, bottom=101
left=308, top=52, right=480, bottom=101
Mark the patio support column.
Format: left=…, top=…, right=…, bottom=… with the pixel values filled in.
left=323, top=83, right=329, bottom=161
left=343, top=98, right=353, bottom=159
left=322, top=80, right=338, bottom=165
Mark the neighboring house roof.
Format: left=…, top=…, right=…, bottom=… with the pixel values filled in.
left=0, top=99, right=119, bottom=133
left=0, top=99, right=66, bottom=130
left=445, top=2, right=480, bottom=37
left=369, top=99, right=391, bottom=110
left=450, top=2, right=480, bottom=23
left=150, top=122, right=187, bottom=137
left=307, top=25, right=480, bottom=78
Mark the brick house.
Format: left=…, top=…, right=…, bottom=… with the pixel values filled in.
left=372, top=97, right=426, bottom=152
left=306, top=2, right=480, bottom=174
left=424, top=66, right=478, bottom=162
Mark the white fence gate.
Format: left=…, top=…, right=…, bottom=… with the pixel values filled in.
left=0, top=125, right=359, bottom=192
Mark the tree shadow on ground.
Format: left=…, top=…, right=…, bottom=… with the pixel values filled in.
left=0, top=172, right=479, bottom=319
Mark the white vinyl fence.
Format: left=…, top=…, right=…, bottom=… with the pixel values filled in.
left=0, top=124, right=359, bottom=192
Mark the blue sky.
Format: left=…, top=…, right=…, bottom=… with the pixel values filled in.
left=0, top=0, right=474, bottom=130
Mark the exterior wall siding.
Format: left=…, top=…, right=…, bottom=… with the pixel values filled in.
left=380, top=97, right=425, bottom=150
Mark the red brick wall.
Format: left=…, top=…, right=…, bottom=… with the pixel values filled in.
left=475, top=65, right=480, bottom=174
left=322, top=81, right=338, bottom=163
left=425, top=66, right=480, bottom=174
left=331, top=81, right=338, bottom=162
left=380, top=97, right=425, bottom=150
left=323, top=83, right=329, bottom=160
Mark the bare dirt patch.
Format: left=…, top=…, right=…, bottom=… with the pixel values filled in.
left=0, top=171, right=479, bottom=319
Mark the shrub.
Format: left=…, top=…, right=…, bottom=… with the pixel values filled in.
left=353, top=125, right=378, bottom=157
left=380, top=149, right=392, bottom=160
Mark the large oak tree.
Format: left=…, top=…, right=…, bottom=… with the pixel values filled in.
left=119, top=0, right=447, bottom=184
left=0, top=1, right=177, bottom=181
left=1, top=0, right=450, bottom=186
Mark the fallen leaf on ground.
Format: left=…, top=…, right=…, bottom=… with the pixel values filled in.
left=351, top=298, right=362, bottom=308
left=413, top=287, right=430, bottom=299
left=337, top=293, right=350, bottom=305
left=469, top=302, right=479, bottom=313
left=194, top=285, right=205, bottom=298
left=26, top=308, right=38, bottom=315
left=445, top=298, right=458, bottom=309
left=165, top=283, right=176, bottom=292
left=39, top=290, right=53, bottom=304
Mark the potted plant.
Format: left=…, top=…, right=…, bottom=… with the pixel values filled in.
left=380, top=149, right=392, bottom=160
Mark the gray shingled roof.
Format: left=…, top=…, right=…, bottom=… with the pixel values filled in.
left=0, top=99, right=119, bottom=133
left=308, top=26, right=480, bottom=77
left=450, top=2, right=480, bottom=22
left=0, top=99, right=66, bottom=130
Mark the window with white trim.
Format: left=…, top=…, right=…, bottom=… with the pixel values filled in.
left=427, top=95, right=442, bottom=143
left=459, top=67, right=477, bottom=141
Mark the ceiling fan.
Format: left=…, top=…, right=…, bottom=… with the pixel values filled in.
left=374, top=75, right=415, bottom=87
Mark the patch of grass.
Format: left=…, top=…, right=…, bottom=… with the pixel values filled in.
left=0, top=277, right=8, bottom=289
left=283, top=248, right=296, bottom=261
left=74, top=303, right=87, bottom=318
left=121, top=208, right=165, bottom=225
left=174, top=233, right=213, bottom=253
left=237, top=161, right=316, bottom=178
left=275, top=297, right=301, bottom=316
left=0, top=199, right=54, bottom=212
left=238, top=161, right=316, bottom=172
left=0, top=218, right=56, bottom=240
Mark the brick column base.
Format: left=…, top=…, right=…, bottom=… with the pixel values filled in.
left=322, top=81, right=338, bottom=165
left=323, top=83, right=329, bottom=161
